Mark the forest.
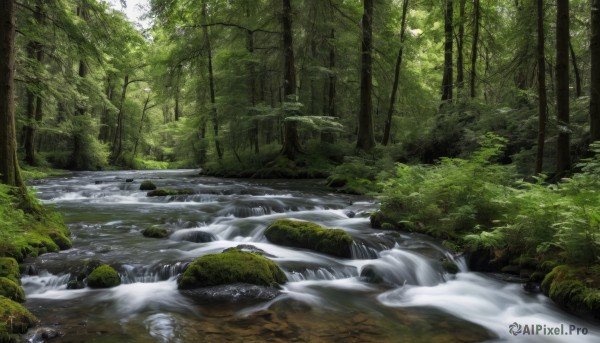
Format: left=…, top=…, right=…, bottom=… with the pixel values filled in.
left=1, top=0, right=600, bottom=342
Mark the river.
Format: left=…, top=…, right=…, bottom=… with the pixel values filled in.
left=21, top=170, right=600, bottom=342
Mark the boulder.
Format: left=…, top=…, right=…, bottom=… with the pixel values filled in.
left=142, top=226, right=170, bottom=239
left=0, top=258, right=20, bottom=285
left=87, top=265, right=121, bottom=288
left=264, top=219, right=353, bottom=258
left=147, top=189, right=195, bottom=197
left=0, top=277, right=25, bottom=303
left=140, top=180, right=157, bottom=191
left=0, top=296, right=38, bottom=335
left=180, top=283, right=281, bottom=303
left=178, top=249, right=286, bottom=289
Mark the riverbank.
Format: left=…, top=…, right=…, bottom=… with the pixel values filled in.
left=371, top=137, right=600, bottom=320
left=0, top=184, right=71, bottom=342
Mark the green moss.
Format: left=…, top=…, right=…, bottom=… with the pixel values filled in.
left=0, top=278, right=24, bottom=303
left=541, top=265, right=600, bottom=317
left=146, top=189, right=195, bottom=197
left=87, top=265, right=121, bottom=289
left=0, top=259, right=19, bottom=285
left=141, top=227, right=170, bottom=239
left=139, top=180, right=157, bottom=191
left=178, top=249, right=286, bottom=289
left=0, top=296, right=38, bottom=336
left=49, top=232, right=72, bottom=250
left=264, top=219, right=353, bottom=258
left=441, top=260, right=459, bottom=274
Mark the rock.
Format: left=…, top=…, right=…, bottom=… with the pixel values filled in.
left=49, top=232, right=72, bottom=250
left=500, top=265, right=520, bottom=274
left=94, top=180, right=103, bottom=184
left=360, top=265, right=385, bottom=284
left=0, top=257, right=20, bottom=285
left=345, top=210, right=356, bottom=218
left=147, top=189, right=195, bottom=197
left=67, top=279, right=84, bottom=290
left=169, top=229, right=215, bottom=243
left=26, top=327, right=63, bottom=342
left=125, top=178, right=134, bottom=183
left=178, top=249, right=286, bottom=289
left=0, top=277, right=25, bottom=302
left=180, top=283, right=282, bottom=303
left=139, top=180, right=157, bottom=191
left=441, top=259, right=459, bottom=274
left=142, top=226, right=170, bottom=239
left=86, top=265, right=121, bottom=289
left=0, top=296, right=38, bottom=335
left=264, top=219, right=353, bottom=258
left=326, top=175, right=348, bottom=188
left=223, top=244, right=276, bottom=258
left=523, top=281, right=541, bottom=293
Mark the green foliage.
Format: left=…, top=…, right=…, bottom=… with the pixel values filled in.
left=86, top=265, right=121, bottom=289
left=541, top=265, right=600, bottom=316
left=178, top=249, right=287, bottom=289
left=379, top=134, right=513, bottom=239
left=264, top=219, right=354, bottom=258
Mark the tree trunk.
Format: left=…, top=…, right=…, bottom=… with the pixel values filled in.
left=555, top=0, right=570, bottom=177
left=382, top=0, right=409, bottom=146
left=535, top=0, right=547, bottom=174
left=356, top=0, right=376, bottom=151
left=457, top=0, right=466, bottom=96
left=321, top=26, right=337, bottom=144
left=470, top=0, right=480, bottom=98
left=99, top=76, right=114, bottom=143
left=111, top=74, right=129, bottom=164
left=568, top=39, right=581, bottom=98
left=281, top=0, right=302, bottom=160
left=71, top=4, right=89, bottom=170
left=133, top=93, right=152, bottom=159
left=0, top=0, right=24, bottom=188
left=174, top=65, right=182, bottom=121
left=591, top=0, right=600, bottom=142
left=202, top=1, right=222, bottom=159
left=245, top=8, right=260, bottom=154
left=441, top=0, right=453, bottom=103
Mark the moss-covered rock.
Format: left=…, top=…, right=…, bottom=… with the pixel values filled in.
left=140, top=180, right=157, bottom=191
left=0, top=278, right=24, bottom=303
left=0, top=296, right=38, bottom=336
left=147, top=189, right=195, bottom=197
left=87, top=265, right=121, bottom=289
left=178, top=249, right=286, bottom=289
left=0, top=258, right=19, bottom=285
left=441, top=260, right=459, bottom=274
left=264, top=219, right=353, bottom=258
left=541, top=265, right=600, bottom=318
left=49, top=232, right=72, bottom=250
left=141, top=226, right=170, bottom=239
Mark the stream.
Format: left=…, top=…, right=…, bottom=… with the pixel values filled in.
left=20, top=170, right=600, bottom=342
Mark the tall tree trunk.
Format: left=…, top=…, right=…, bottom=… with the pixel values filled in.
left=202, top=1, right=222, bottom=159
left=0, top=0, right=24, bottom=188
left=535, top=0, right=547, bottom=174
left=281, top=0, right=302, bottom=160
left=568, top=40, right=581, bottom=98
left=99, top=76, right=114, bottom=143
left=356, top=0, right=376, bottom=151
left=441, top=0, right=453, bottom=103
left=71, top=4, right=89, bottom=170
left=23, top=2, right=44, bottom=166
left=470, top=0, right=480, bottom=98
left=174, top=65, right=182, bottom=121
left=382, top=0, right=409, bottom=146
left=591, top=0, right=600, bottom=142
left=555, top=0, right=570, bottom=177
left=321, top=26, right=337, bottom=144
left=245, top=5, right=260, bottom=154
left=456, top=0, right=466, bottom=96
left=111, top=74, right=129, bottom=164
left=133, top=93, right=152, bottom=159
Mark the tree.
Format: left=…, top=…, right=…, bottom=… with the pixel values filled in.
left=440, top=0, right=453, bottom=103
left=356, top=0, right=376, bottom=151
left=470, top=0, right=480, bottom=98
left=535, top=0, right=547, bottom=174
left=382, top=0, right=409, bottom=146
left=280, top=0, right=302, bottom=160
left=456, top=0, right=466, bottom=96
left=0, top=0, right=24, bottom=188
left=556, top=0, right=570, bottom=176
left=591, top=0, right=600, bottom=142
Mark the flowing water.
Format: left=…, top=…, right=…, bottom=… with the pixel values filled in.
left=20, top=170, right=600, bottom=342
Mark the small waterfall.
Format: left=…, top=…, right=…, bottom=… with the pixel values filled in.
left=350, top=242, right=379, bottom=259
left=21, top=271, right=71, bottom=295
left=286, top=267, right=358, bottom=282
left=120, top=262, right=190, bottom=284
left=360, top=248, right=443, bottom=286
